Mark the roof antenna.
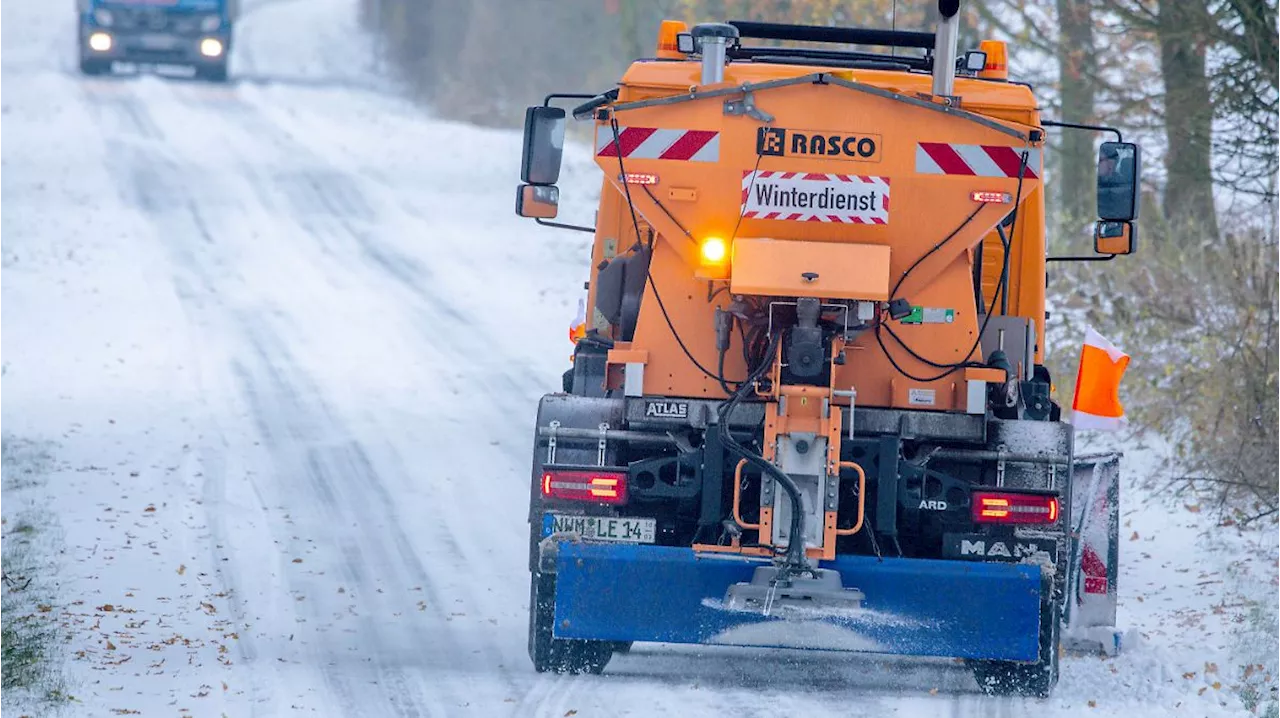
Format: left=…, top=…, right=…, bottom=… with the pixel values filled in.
left=891, top=0, right=897, bottom=58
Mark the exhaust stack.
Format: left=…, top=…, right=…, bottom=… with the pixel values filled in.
left=692, top=23, right=738, bottom=85
left=931, top=0, right=962, bottom=97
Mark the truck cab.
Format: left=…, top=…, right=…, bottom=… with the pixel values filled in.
left=77, top=0, right=237, bottom=81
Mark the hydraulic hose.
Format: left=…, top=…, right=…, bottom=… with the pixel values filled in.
left=717, top=333, right=812, bottom=573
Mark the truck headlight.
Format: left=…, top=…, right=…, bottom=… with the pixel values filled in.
left=200, top=15, right=221, bottom=32
left=199, top=37, right=224, bottom=57
left=93, top=8, right=114, bottom=26
left=88, top=32, right=113, bottom=52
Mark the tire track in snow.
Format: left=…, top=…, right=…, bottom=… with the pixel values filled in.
left=82, top=79, right=462, bottom=717
left=88, top=77, right=545, bottom=711
left=226, top=311, right=470, bottom=718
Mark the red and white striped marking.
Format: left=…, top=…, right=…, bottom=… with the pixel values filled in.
left=741, top=171, right=890, bottom=224
left=596, top=127, right=720, bottom=162
left=915, top=143, right=1041, bottom=179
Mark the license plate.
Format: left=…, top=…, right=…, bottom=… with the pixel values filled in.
left=942, top=533, right=1058, bottom=564
left=139, top=33, right=178, bottom=50
left=543, top=513, right=656, bottom=544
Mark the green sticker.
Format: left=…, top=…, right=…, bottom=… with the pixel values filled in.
left=901, top=307, right=955, bottom=325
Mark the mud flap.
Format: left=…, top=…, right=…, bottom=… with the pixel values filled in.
left=1064, top=452, right=1122, bottom=655
left=549, top=542, right=1046, bottom=662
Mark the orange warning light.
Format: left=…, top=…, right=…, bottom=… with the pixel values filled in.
left=979, top=40, right=1008, bottom=80
left=656, top=20, right=689, bottom=60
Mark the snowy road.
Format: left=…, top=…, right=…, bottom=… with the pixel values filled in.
left=1, top=1, right=1267, bottom=716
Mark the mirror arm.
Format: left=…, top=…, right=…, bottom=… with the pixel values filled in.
left=572, top=89, right=620, bottom=121
left=1046, top=254, right=1116, bottom=263
left=542, top=92, right=602, bottom=111
left=536, top=218, right=596, bottom=234
left=1039, top=119, right=1123, bottom=142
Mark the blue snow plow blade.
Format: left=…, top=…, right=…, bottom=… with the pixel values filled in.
left=553, top=543, right=1045, bottom=662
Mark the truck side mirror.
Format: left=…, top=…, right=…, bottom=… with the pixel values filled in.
left=521, top=106, right=566, bottom=185
left=516, top=184, right=559, bottom=219
left=1096, top=141, right=1140, bottom=222
left=1094, top=220, right=1135, bottom=256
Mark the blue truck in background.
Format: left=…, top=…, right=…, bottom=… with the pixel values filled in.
left=77, top=0, right=238, bottom=81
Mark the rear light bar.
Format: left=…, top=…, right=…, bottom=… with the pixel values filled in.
left=619, top=172, right=659, bottom=185
left=972, top=491, right=1059, bottom=524
left=541, top=468, right=628, bottom=505
left=970, top=190, right=1012, bottom=204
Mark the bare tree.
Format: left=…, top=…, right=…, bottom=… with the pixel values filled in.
left=1054, top=0, right=1099, bottom=231
left=1207, top=0, right=1279, bottom=202
left=1156, top=0, right=1220, bottom=242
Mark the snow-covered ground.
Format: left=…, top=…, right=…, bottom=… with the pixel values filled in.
left=1, top=0, right=1274, bottom=716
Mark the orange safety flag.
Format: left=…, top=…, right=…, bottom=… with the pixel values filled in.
left=568, top=298, right=587, bottom=344
left=1071, top=327, right=1130, bottom=431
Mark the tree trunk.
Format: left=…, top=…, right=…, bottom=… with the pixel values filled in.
left=1158, top=0, right=1219, bottom=242
left=1054, top=0, right=1098, bottom=234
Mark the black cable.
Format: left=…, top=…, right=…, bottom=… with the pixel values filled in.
left=717, top=333, right=812, bottom=572
left=879, top=221, right=1010, bottom=373
left=731, top=150, right=766, bottom=242
left=639, top=184, right=697, bottom=244
left=647, top=260, right=740, bottom=382
left=607, top=117, right=742, bottom=385
left=1001, top=150, right=1029, bottom=314
left=716, top=342, right=736, bottom=396
left=874, top=222, right=1009, bottom=382
left=709, top=149, right=764, bottom=394
left=877, top=150, right=1031, bottom=382
left=889, top=203, right=986, bottom=302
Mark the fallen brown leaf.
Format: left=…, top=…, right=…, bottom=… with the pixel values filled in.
left=564, top=711, right=577, bottom=717
left=292, top=558, right=303, bottom=564
left=1129, top=531, right=1139, bottom=541
left=144, top=505, right=156, bottom=513
left=1088, top=700, right=1097, bottom=708
left=177, top=564, right=186, bottom=576
left=105, top=639, right=117, bottom=650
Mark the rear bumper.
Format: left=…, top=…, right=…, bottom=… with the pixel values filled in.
left=549, top=541, right=1047, bottom=662
left=79, top=26, right=230, bottom=65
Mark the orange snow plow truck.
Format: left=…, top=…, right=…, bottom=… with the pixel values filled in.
left=516, top=0, right=1137, bottom=697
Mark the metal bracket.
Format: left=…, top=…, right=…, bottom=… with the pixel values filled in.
left=760, top=473, right=775, bottom=505
left=995, top=443, right=1008, bottom=487
left=724, top=90, right=775, bottom=123
left=546, top=420, right=560, bottom=464
left=596, top=422, right=610, bottom=467
left=833, top=388, right=857, bottom=440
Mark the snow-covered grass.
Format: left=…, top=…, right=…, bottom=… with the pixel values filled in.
left=1, top=438, right=72, bottom=713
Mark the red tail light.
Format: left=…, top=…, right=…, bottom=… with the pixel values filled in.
left=541, top=469, right=628, bottom=505
left=972, top=491, right=1059, bottom=524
